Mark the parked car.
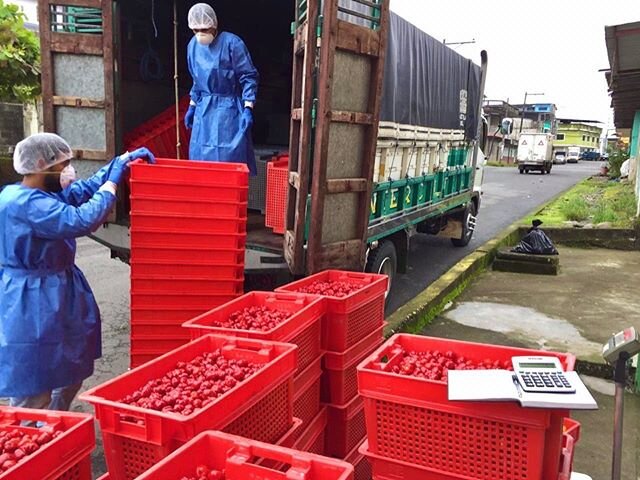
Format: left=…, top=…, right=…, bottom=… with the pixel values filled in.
left=554, top=153, right=567, bottom=164
left=580, top=151, right=601, bottom=161
left=566, top=147, right=581, bottom=163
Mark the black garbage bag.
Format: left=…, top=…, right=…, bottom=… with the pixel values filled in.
left=511, top=220, right=559, bottom=255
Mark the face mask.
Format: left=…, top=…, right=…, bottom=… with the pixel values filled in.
left=60, top=165, right=77, bottom=189
left=196, top=32, right=215, bottom=46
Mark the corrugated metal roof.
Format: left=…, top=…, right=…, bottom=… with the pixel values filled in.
left=605, top=21, right=640, bottom=128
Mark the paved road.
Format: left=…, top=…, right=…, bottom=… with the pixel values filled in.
left=385, top=162, right=600, bottom=313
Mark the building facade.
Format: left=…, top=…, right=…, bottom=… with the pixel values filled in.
left=553, top=121, right=602, bottom=157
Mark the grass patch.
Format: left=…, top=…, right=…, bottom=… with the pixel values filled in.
left=524, top=178, right=637, bottom=228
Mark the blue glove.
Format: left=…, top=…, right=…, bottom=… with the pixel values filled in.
left=240, top=107, right=253, bottom=132
left=184, top=104, right=196, bottom=129
left=107, top=147, right=156, bottom=184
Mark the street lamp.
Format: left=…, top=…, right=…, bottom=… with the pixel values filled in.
left=518, top=92, right=545, bottom=135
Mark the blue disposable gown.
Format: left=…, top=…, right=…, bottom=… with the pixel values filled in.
left=187, top=32, right=259, bottom=174
left=0, top=165, right=116, bottom=397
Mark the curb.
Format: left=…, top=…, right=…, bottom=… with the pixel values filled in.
left=384, top=221, right=521, bottom=337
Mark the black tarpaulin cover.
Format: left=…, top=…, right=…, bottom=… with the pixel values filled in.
left=380, top=12, right=482, bottom=140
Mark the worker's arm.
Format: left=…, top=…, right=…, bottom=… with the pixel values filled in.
left=56, top=162, right=114, bottom=206
left=28, top=186, right=117, bottom=240
left=231, top=37, right=259, bottom=106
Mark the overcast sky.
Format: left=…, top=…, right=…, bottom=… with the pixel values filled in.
left=390, top=0, right=640, bottom=129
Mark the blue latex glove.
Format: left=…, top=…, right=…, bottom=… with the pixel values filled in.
left=240, top=107, right=253, bottom=132
left=107, top=147, right=156, bottom=184
left=184, top=104, right=196, bottom=129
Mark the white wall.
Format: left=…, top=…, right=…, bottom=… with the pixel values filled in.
left=9, top=1, right=38, bottom=26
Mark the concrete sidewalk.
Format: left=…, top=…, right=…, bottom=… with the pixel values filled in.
left=425, top=246, right=640, bottom=479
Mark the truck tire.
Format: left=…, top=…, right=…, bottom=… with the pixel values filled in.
left=519, top=167, right=524, bottom=174
left=451, top=202, right=477, bottom=247
left=366, top=240, right=397, bottom=297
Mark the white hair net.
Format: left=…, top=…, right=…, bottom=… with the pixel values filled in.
left=188, top=3, right=217, bottom=30
left=13, top=133, right=73, bottom=175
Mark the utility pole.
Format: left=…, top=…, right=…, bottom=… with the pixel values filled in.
left=518, top=91, right=544, bottom=135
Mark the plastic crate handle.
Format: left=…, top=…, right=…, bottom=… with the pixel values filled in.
left=265, top=292, right=307, bottom=306
left=0, top=409, right=63, bottom=432
left=368, top=345, right=404, bottom=372
left=225, top=443, right=311, bottom=479
left=559, top=433, right=575, bottom=480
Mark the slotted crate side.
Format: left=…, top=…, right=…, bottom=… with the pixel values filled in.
left=293, top=356, right=323, bottom=428
left=324, top=395, right=366, bottom=459
left=265, top=158, right=289, bottom=234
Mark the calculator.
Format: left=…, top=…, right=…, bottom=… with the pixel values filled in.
left=512, top=356, right=576, bottom=394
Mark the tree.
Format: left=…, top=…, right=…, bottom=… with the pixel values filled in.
left=0, top=0, right=40, bottom=103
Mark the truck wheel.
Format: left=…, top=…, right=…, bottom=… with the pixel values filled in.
left=546, top=165, right=552, bottom=174
left=451, top=202, right=477, bottom=247
left=366, top=240, right=397, bottom=297
left=519, top=168, right=524, bottom=174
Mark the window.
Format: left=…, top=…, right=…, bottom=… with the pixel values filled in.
left=556, top=133, right=565, bottom=140
left=582, top=135, right=586, bottom=141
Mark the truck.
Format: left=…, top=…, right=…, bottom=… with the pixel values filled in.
left=35, top=0, right=488, bottom=295
left=517, top=133, right=553, bottom=174
left=566, top=146, right=581, bottom=163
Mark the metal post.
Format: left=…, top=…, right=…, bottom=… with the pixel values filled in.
left=611, top=351, right=629, bottom=480
left=518, top=92, right=528, bottom=136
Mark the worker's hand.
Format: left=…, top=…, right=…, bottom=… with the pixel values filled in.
left=128, top=147, right=156, bottom=164
left=240, top=107, right=253, bottom=132
left=184, top=105, right=196, bottom=129
left=106, top=147, right=156, bottom=184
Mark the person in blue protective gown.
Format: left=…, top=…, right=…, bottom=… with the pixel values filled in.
left=0, top=133, right=155, bottom=411
left=184, top=3, right=259, bottom=175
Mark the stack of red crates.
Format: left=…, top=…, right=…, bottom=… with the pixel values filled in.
left=182, top=291, right=326, bottom=448
left=357, top=334, right=582, bottom=480
left=128, top=158, right=248, bottom=367
left=276, top=270, right=389, bottom=480
left=80, top=334, right=299, bottom=480
left=124, top=96, right=191, bottom=160
left=0, top=407, right=95, bottom=480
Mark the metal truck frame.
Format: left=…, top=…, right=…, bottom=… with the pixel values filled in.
left=36, top=0, right=487, bottom=291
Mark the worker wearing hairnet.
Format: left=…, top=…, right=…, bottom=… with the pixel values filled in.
left=0, top=133, right=155, bottom=410
left=184, top=3, right=259, bottom=175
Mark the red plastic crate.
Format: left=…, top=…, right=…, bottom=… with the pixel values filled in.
left=0, top=407, right=94, bottom=480
left=265, top=157, right=289, bottom=234
left=80, top=335, right=297, bottom=479
left=558, top=419, right=580, bottom=480
left=324, top=395, right=366, bottom=459
left=184, top=291, right=324, bottom=373
left=129, top=180, right=248, bottom=203
left=129, top=214, right=247, bottom=234
left=131, top=292, right=242, bottom=310
left=322, top=324, right=385, bottom=405
left=293, top=356, right=323, bottom=428
left=130, top=229, right=247, bottom=249
left=129, top=196, right=247, bottom=218
left=135, top=430, right=353, bottom=480
left=345, top=440, right=371, bottom=480
left=276, top=270, right=388, bottom=352
left=131, top=275, right=244, bottom=296
left=130, top=246, right=245, bottom=266
left=294, top=407, right=328, bottom=456
left=130, top=307, right=215, bottom=323
left=357, top=334, right=576, bottom=480
left=131, top=158, right=249, bottom=186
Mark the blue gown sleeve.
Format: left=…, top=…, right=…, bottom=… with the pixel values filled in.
left=230, top=37, right=259, bottom=104
left=28, top=189, right=117, bottom=240
left=56, top=161, right=114, bottom=207
left=187, top=40, right=199, bottom=102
